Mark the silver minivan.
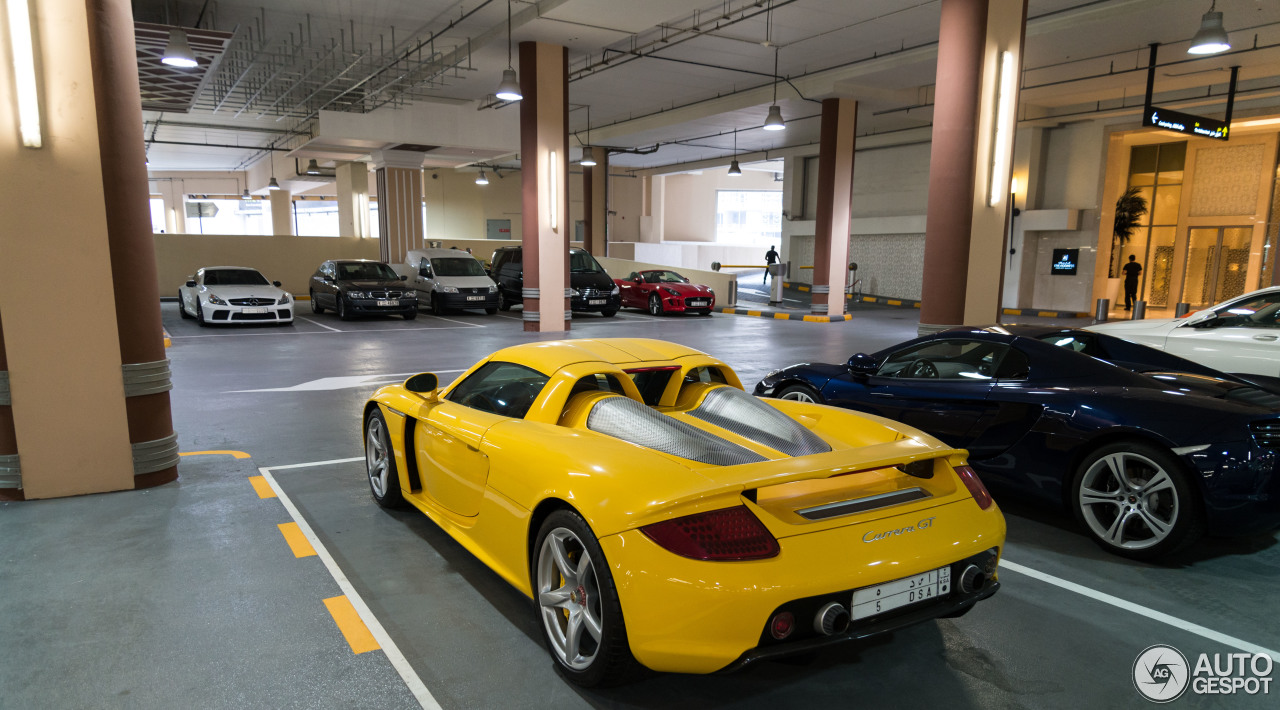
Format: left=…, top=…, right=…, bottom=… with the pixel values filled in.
left=403, top=248, right=501, bottom=315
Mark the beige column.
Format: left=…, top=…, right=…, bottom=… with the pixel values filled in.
left=811, top=98, right=858, bottom=318
left=270, top=188, right=294, bottom=236
left=0, top=0, right=139, bottom=498
left=583, top=147, right=608, bottom=255
left=335, top=162, right=370, bottom=239
left=371, top=150, right=425, bottom=264
left=518, top=41, right=570, bottom=333
left=919, top=0, right=1027, bottom=332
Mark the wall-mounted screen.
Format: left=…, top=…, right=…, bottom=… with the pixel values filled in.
left=1051, top=249, right=1079, bottom=276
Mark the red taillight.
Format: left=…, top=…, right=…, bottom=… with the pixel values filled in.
left=640, top=506, right=780, bottom=560
left=770, top=612, right=795, bottom=640
left=955, top=465, right=994, bottom=510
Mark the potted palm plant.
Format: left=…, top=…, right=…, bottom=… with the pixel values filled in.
left=1108, top=186, right=1148, bottom=302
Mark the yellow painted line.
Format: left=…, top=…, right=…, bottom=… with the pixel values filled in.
left=1002, top=308, right=1019, bottom=315
left=1037, top=311, right=1055, bottom=317
left=324, top=595, right=381, bottom=654
left=887, top=299, right=902, bottom=306
left=747, top=310, right=762, bottom=316
left=914, top=303, right=921, bottom=308
left=774, top=312, right=789, bottom=319
left=862, top=296, right=876, bottom=302
left=180, top=450, right=252, bottom=459
left=798, top=285, right=810, bottom=292
left=278, top=522, right=317, bottom=557
left=249, top=475, right=277, bottom=499
left=802, top=315, right=820, bottom=322
left=163, top=329, right=172, bottom=348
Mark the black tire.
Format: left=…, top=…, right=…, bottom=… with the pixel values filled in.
left=337, top=296, right=352, bottom=321
left=776, top=383, right=823, bottom=404
left=1070, top=441, right=1204, bottom=560
left=484, top=307, right=498, bottom=315
left=533, top=509, right=638, bottom=687
left=196, top=301, right=209, bottom=327
left=498, top=291, right=512, bottom=311
left=310, top=291, right=324, bottom=314
left=364, top=410, right=406, bottom=509
left=430, top=293, right=445, bottom=316
left=648, top=294, right=663, bottom=316
left=403, top=310, right=418, bottom=321
left=601, top=309, right=617, bottom=318
left=178, top=292, right=192, bottom=319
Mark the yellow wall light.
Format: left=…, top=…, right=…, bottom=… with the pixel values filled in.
left=988, top=51, right=1016, bottom=208
left=549, top=149, right=558, bottom=230
left=6, top=0, right=42, bottom=148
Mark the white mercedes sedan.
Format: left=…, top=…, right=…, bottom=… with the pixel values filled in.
left=1088, top=286, right=1280, bottom=378
left=178, top=266, right=294, bottom=326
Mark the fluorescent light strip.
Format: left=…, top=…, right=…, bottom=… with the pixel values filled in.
left=989, top=51, right=1016, bottom=207
left=7, top=0, right=42, bottom=148
left=549, top=150, right=558, bottom=230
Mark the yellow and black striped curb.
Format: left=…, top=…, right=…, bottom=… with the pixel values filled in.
left=716, top=307, right=852, bottom=322
left=1001, top=307, right=1091, bottom=318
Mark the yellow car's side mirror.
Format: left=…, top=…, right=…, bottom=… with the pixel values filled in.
left=404, top=372, right=439, bottom=402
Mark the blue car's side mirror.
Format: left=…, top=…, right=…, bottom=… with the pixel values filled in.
left=847, top=353, right=878, bottom=374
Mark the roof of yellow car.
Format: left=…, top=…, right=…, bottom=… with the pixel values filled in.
left=490, top=338, right=709, bottom=372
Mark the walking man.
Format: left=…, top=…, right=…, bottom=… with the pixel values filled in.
left=764, top=245, right=780, bottom=285
left=1122, top=254, right=1142, bottom=311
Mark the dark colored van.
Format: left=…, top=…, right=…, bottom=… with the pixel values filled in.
left=490, top=246, right=621, bottom=317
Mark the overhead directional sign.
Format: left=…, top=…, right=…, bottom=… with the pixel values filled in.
left=1143, top=106, right=1229, bottom=141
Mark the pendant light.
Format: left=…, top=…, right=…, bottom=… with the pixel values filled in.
left=267, top=147, right=281, bottom=190
left=241, top=189, right=252, bottom=200
left=1188, top=1, right=1230, bottom=55
left=763, top=48, right=785, bottom=131
left=728, top=129, right=742, bottom=176
left=162, top=28, right=198, bottom=68
left=305, top=159, right=322, bottom=175
left=495, top=1, right=523, bottom=101
left=476, top=170, right=490, bottom=185
left=580, top=106, right=597, bottom=166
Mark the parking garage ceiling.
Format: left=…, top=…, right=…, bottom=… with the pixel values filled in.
left=134, top=0, right=1280, bottom=173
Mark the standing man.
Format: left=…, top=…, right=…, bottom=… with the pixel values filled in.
left=764, top=244, right=780, bottom=285
left=1122, top=254, right=1142, bottom=311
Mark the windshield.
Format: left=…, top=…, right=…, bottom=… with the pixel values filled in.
left=204, top=269, right=269, bottom=286
left=645, top=271, right=688, bottom=284
left=430, top=258, right=487, bottom=277
left=569, top=250, right=604, bottom=274
left=337, top=262, right=399, bottom=281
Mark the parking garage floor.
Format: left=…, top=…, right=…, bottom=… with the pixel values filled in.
left=2, top=303, right=1276, bottom=709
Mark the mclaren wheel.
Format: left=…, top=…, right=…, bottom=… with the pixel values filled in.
left=364, top=409, right=406, bottom=509
left=776, top=383, right=822, bottom=404
left=1071, top=441, right=1203, bottom=560
left=534, top=509, right=637, bottom=687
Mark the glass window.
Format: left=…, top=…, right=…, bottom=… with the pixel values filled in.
left=569, top=250, right=605, bottom=274
left=643, top=270, right=688, bottom=284
left=625, top=366, right=680, bottom=406
left=430, top=257, right=487, bottom=277
left=293, top=199, right=340, bottom=237
left=185, top=197, right=271, bottom=235
left=875, top=339, right=1014, bottom=380
left=714, top=190, right=782, bottom=246
left=203, top=268, right=270, bottom=286
left=149, top=197, right=166, bottom=233
left=336, top=262, right=398, bottom=281
left=1211, top=292, right=1280, bottom=329
left=447, top=361, right=549, bottom=418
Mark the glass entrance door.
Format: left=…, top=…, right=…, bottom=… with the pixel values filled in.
left=1182, top=227, right=1251, bottom=308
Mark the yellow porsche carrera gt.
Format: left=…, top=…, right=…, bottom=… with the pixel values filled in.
left=363, top=338, right=1005, bottom=686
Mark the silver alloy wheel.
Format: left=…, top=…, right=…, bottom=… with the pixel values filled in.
left=779, top=388, right=816, bottom=403
left=648, top=294, right=662, bottom=316
left=1078, top=451, right=1179, bottom=551
left=537, top=527, right=604, bottom=671
left=365, top=416, right=390, bottom=498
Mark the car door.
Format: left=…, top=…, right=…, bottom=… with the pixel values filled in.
left=315, top=262, right=336, bottom=308
left=414, top=258, right=436, bottom=300
left=829, top=338, right=1001, bottom=449
left=618, top=273, right=641, bottom=307
left=960, top=346, right=1044, bottom=460
left=1164, top=291, right=1280, bottom=376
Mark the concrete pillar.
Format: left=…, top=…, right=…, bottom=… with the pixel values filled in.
left=371, top=150, right=425, bottom=264
left=811, top=99, right=858, bottom=318
left=335, top=161, right=370, bottom=239
left=518, top=41, right=570, bottom=333
left=919, top=0, right=1027, bottom=332
left=270, top=188, right=294, bottom=236
left=0, top=0, right=173, bottom=498
left=583, top=147, right=608, bottom=256
left=0, top=314, right=17, bottom=495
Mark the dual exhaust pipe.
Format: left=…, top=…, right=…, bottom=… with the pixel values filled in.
left=810, top=564, right=987, bottom=637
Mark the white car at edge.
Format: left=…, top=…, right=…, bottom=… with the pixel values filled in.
left=1087, top=286, right=1280, bottom=377
left=179, top=266, right=294, bottom=326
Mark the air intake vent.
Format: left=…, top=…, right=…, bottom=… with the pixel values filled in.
left=797, top=488, right=932, bottom=521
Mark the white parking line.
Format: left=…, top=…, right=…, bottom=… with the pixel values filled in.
left=169, top=325, right=483, bottom=339
left=260, top=461, right=441, bottom=710
left=1000, top=559, right=1280, bottom=662
left=299, top=317, right=342, bottom=332
left=421, top=313, right=486, bottom=328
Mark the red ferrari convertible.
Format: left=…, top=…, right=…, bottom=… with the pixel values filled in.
left=615, top=269, right=716, bottom=316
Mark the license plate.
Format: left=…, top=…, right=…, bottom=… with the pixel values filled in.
left=241, top=307, right=268, bottom=314
left=589, top=299, right=606, bottom=305
left=851, top=566, right=950, bottom=620
left=466, top=296, right=484, bottom=301
left=376, top=299, right=396, bottom=307
left=687, top=299, right=708, bottom=306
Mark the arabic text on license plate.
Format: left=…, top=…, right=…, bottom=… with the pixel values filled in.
left=466, top=296, right=484, bottom=301
left=242, top=307, right=268, bottom=314
left=588, top=299, right=606, bottom=305
left=850, top=566, right=950, bottom=621
left=376, top=300, right=396, bottom=307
